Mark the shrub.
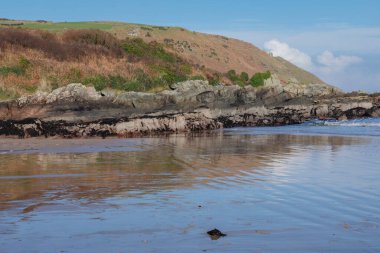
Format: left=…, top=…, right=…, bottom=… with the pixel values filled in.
left=122, top=38, right=176, bottom=63
left=62, top=29, right=124, bottom=57
left=0, top=57, right=31, bottom=76
left=225, top=70, right=252, bottom=86
left=141, top=26, right=154, bottom=31
left=106, top=73, right=155, bottom=92
left=0, top=28, right=124, bottom=61
left=0, top=28, right=67, bottom=60
left=106, top=75, right=128, bottom=90
left=64, top=68, right=82, bottom=83
left=83, top=75, right=108, bottom=91
left=151, top=43, right=175, bottom=63
left=240, top=72, right=249, bottom=82
left=0, top=87, right=19, bottom=100
left=190, top=75, right=206, bottom=81
left=23, top=85, right=38, bottom=93
left=47, top=75, right=60, bottom=90
left=18, top=57, right=31, bottom=69
left=226, top=69, right=238, bottom=82
left=123, top=81, right=141, bottom=91
left=122, top=38, right=149, bottom=57
left=149, top=64, right=187, bottom=87
left=83, top=72, right=153, bottom=92
left=180, top=64, right=192, bottom=75
left=161, top=71, right=187, bottom=85
left=0, top=65, right=25, bottom=76
left=207, top=73, right=221, bottom=86
left=250, top=71, right=271, bottom=87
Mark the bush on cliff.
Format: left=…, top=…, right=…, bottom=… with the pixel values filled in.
left=250, top=71, right=271, bottom=87
left=226, top=70, right=238, bottom=82
left=62, top=29, right=124, bottom=57
left=0, top=28, right=122, bottom=60
left=0, top=57, right=31, bottom=76
left=122, top=38, right=177, bottom=63
left=224, top=70, right=271, bottom=87
left=240, top=72, right=249, bottom=82
left=0, top=87, right=19, bottom=100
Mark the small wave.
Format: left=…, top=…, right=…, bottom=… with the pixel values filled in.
left=307, top=117, right=380, bottom=127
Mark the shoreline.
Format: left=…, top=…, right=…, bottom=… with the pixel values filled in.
left=0, top=114, right=377, bottom=139
left=1, top=81, right=379, bottom=138
left=0, top=126, right=375, bottom=155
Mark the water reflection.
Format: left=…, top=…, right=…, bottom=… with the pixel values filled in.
left=0, top=133, right=366, bottom=212
left=1, top=132, right=379, bottom=253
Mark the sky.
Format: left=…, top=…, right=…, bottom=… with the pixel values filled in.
left=1, top=0, right=380, bottom=91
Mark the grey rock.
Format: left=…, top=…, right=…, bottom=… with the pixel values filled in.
left=45, top=83, right=101, bottom=103
left=1, top=80, right=379, bottom=138
left=17, top=83, right=101, bottom=106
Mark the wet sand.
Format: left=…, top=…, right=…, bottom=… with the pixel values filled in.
left=0, top=130, right=379, bottom=252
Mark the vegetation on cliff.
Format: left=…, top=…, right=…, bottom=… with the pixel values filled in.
left=0, top=28, right=200, bottom=97
left=0, top=27, right=276, bottom=100
left=0, top=19, right=327, bottom=101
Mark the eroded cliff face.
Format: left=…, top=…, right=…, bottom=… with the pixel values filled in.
left=0, top=81, right=379, bottom=137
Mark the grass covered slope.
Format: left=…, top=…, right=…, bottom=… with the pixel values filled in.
left=0, top=28, right=202, bottom=98
left=0, top=19, right=324, bottom=100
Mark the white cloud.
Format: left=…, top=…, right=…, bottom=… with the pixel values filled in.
left=262, top=39, right=369, bottom=91
left=317, top=50, right=362, bottom=73
left=202, top=25, right=380, bottom=91
left=264, top=39, right=313, bottom=70
left=264, top=40, right=361, bottom=74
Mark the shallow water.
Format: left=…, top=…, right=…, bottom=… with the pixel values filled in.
left=1, top=118, right=380, bottom=253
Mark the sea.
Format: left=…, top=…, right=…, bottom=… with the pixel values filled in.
left=0, top=117, right=379, bottom=253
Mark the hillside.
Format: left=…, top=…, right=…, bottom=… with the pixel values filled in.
left=0, top=19, right=324, bottom=100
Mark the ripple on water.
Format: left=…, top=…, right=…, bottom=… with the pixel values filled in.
left=0, top=131, right=379, bottom=253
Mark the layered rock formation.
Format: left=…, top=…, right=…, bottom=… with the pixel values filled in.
left=0, top=81, right=379, bottom=138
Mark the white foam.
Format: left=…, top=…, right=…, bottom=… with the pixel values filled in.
left=321, top=118, right=380, bottom=127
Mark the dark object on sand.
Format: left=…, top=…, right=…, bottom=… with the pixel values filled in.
left=207, top=229, right=226, bottom=240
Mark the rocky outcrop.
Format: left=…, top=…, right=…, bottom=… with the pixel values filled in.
left=16, top=83, right=102, bottom=106
left=0, top=81, right=379, bottom=138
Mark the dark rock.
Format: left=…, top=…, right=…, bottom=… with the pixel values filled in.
left=207, top=229, right=227, bottom=240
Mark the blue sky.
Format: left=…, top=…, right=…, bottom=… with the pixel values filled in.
left=1, top=0, right=380, bottom=91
